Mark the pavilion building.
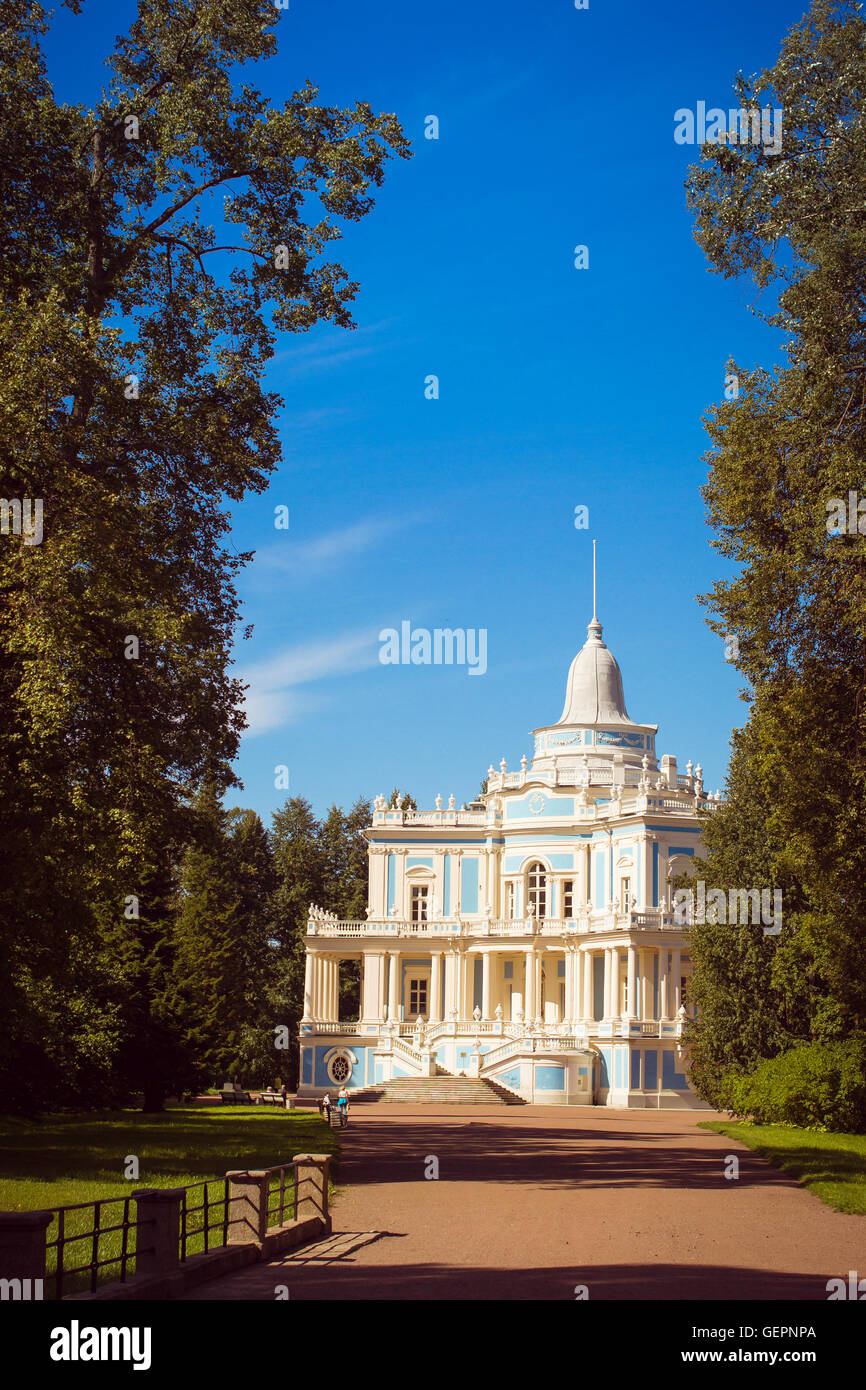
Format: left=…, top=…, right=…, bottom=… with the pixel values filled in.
left=297, top=601, right=717, bottom=1107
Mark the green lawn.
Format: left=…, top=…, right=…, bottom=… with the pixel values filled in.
left=702, top=1120, right=866, bottom=1214
left=0, top=1105, right=337, bottom=1296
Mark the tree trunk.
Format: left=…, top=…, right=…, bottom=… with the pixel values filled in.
left=141, top=1082, right=165, bottom=1113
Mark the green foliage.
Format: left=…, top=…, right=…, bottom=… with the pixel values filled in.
left=268, top=796, right=371, bottom=1084
left=681, top=0, right=866, bottom=1098
left=722, top=1039, right=866, bottom=1134
left=703, top=1120, right=866, bottom=1212
left=0, top=0, right=406, bottom=1112
left=387, top=787, right=417, bottom=810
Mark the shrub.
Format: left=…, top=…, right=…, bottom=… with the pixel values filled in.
left=722, top=1038, right=866, bottom=1133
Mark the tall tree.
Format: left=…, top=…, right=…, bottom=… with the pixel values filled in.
left=0, top=0, right=408, bottom=1110
left=682, top=0, right=866, bottom=1097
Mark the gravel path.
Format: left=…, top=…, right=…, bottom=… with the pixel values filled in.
left=182, top=1105, right=865, bottom=1300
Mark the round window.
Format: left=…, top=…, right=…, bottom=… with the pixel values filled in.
left=329, top=1054, right=351, bottom=1084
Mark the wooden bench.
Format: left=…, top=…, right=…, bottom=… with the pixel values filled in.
left=219, top=1088, right=252, bottom=1104
left=257, top=1091, right=285, bottom=1106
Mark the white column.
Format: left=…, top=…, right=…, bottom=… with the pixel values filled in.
left=332, top=957, right=340, bottom=1021
left=303, top=951, right=314, bottom=1021
left=361, top=952, right=376, bottom=1021
left=321, top=958, right=331, bottom=1020
left=482, top=951, right=491, bottom=1019
left=660, top=948, right=670, bottom=1020
left=524, top=948, right=535, bottom=1022
left=317, top=954, right=326, bottom=1020
left=603, top=945, right=617, bottom=1023
left=627, top=945, right=637, bottom=1019
left=458, top=949, right=469, bottom=1019
left=535, top=953, right=543, bottom=1024
left=640, top=835, right=653, bottom=910
left=433, top=851, right=446, bottom=919
left=564, top=947, right=574, bottom=1023
left=574, top=946, right=584, bottom=1021
left=672, top=947, right=682, bottom=1012
left=387, top=951, right=399, bottom=1021
left=370, top=849, right=387, bottom=917
left=378, top=953, right=387, bottom=1022
left=454, top=850, right=463, bottom=917
left=430, top=951, right=441, bottom=1022
left=395, top=850, right=407, bottom=919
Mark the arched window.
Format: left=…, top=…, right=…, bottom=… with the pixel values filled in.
left=526, top=861, right=547, bottom=919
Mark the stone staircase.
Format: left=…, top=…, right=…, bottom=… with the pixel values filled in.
left=349, top=1075, right=525, bottom=1105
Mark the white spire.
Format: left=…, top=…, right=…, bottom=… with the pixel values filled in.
left=592, top=538, right=597, bottom=623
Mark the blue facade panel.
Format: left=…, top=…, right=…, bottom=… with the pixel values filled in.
left=597, top=1045, right=611, bottom=1088
left=593, top=954, right=605, bottom=1019
left=645, top=1049, right=658, bottom=1089
left=662, top=1049, right=689, bottom=1090
left=462, top=857, right=479, bottom=914
left=536, top=1066, right=566, bottom=1091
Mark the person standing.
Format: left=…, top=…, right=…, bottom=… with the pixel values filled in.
left=337, top=1087, right=349, bottom=1128
left=322, top=1092, right=332, bottom=1124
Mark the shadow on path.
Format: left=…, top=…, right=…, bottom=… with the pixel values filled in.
left=188, top=1256, right=833, bottom=1301
left=334, top=1115, right=793, bottom=1192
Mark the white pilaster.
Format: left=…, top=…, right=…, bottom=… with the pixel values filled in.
left=524, top=947, right=535, bottom=1022
left=387, top=950, right=400, bottom=1021
left=303, top=950, right=314, bottom=1021
left=430, top=950, right=441, bottom=1022
left=627, top=945, right=637, bottom=1020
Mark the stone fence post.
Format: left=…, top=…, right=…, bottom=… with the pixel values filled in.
left=293, top=1154, right=332, bottom=1234
left=0, top=1211, right=51, bottom=1296
left=225, top=1170, right=269, bottom=1245
left=132, top=1188, right=184, bottom=1277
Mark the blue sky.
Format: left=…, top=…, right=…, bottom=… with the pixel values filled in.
left=43, top=0, right=807, bottom=820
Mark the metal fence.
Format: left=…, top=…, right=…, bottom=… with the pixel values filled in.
left=41, top=1165, right=305, bottom=1299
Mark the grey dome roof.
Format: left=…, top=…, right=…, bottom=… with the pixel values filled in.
left=557, top=617, right=631, bottom=725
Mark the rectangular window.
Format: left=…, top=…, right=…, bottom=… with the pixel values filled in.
left=504, top=961, right=513, bottom=979
left=562, top=879, right=574, bottom=917
left=621, top=877, right=631, bottom=909
left=411, top=885, right=428, bottom=924
left=409, top=978, right=428, bottom=1017
left=505, top=881, right=516, bottom=919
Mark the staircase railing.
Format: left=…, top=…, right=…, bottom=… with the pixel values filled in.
left=390, top=1034, right=425, bottom=1072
